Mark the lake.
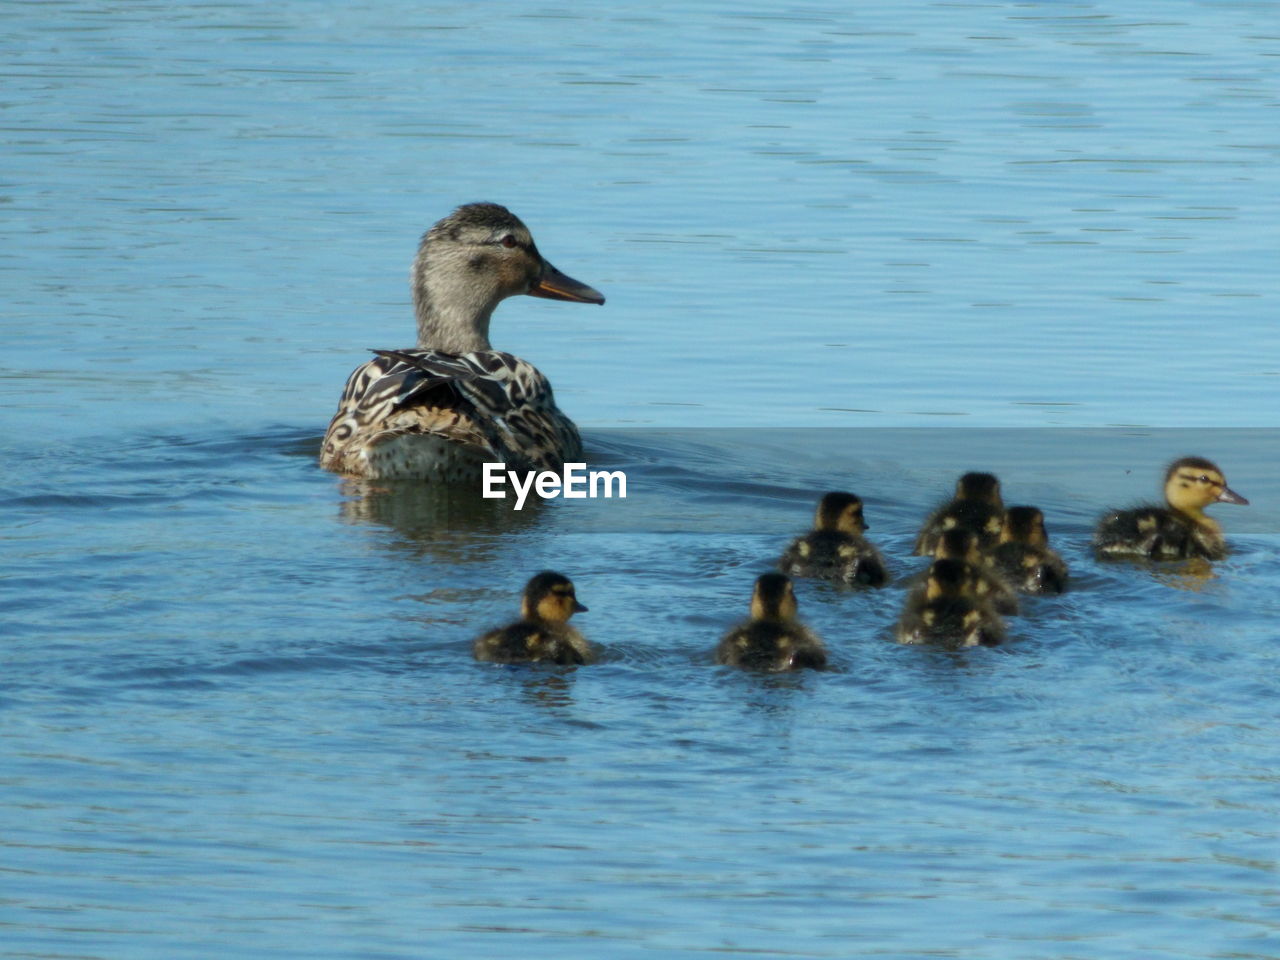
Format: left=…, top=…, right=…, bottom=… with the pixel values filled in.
left=2, top=2, right=1278, bottom=958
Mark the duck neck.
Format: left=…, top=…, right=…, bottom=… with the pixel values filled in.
left=412, top=256, right=497, bottom=354
left=414, top=290, right=494, bottom=354
left=1175, top=505, right=1219, bottom=532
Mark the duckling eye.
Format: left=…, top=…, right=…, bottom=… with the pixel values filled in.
left=499, top=234, right=518, bottom=249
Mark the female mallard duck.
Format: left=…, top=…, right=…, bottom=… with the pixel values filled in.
left=779, top=491, right=888, bottom=587
left=321, top=203, right=605, bottom=480
left=992, top=506, right=1069, bottom=593
left=715, top=573, right=827, bottom=671
left=914, top=472, right=1005, bottom=555
left=930, top=528, right=1018, bottom=615
left=1094, top=456, right=1248, bottom=561
left=474, top=571, right=594, bottom=665
left=895, top=558, right=1005, bottom=648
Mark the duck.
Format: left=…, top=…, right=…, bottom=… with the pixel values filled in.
left=914, top=472, right=1005, bottom=555
left=1094, top=456, right=1248, bottom=561
left=715, top=573, right=827, bottom=671
left=992, top=506, right=1069, bottom=593
left=895, top=558, right=1005, bottom=648
left=929, top=528, right=1019, bottom=615
left=778, top=491, right=888, bottom=587
left=320, top=203, right=605, bottom=480
left=473, top=571, right=594, bottom=665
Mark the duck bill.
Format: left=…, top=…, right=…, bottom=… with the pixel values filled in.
left=573, top=600, right=589, bottom=613
left=1217, top=486, right=1249, bottom=506
left=529, top=262, right=605, bottom=305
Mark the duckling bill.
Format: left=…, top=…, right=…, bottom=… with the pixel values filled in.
left=474, top=571, right=595, bottom=665
left=1094, top=456, right=1247, bottom=561
left=779, top=491, right=888, bottom=588
left=716, top=573, right=827, bottom=671
left=321, top=203, right=605, bottom=480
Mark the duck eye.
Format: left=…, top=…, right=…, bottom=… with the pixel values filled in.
left=500, top=234, right=518, bottom=249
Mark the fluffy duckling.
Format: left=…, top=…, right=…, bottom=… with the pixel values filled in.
left=931, top=528, right=1019, bottom=615
left=716, top=573, right=827, bottom=671
left=779, top=491, right=888, bottom=587
left=993, top=506, right=1069, bottom=593
left=321, top=203, right=605, bottom=480
left=1094, top=457, right=1248, bottom=561
left=896, top=558, right=1005, bottom=648
left=914, top=472, right=1005, bottom=555
left=474, top=571, right=594, bottom=665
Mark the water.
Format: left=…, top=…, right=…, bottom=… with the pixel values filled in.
left=3, top=2, right=1279, bottom=958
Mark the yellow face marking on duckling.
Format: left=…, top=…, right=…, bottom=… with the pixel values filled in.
left=837, top=503, right=866, bottom=535
left=1167, top=469, right=1228, bottom=513
left=535, top=585, right=582, bottom=623
left=1162, top=457, right=1248, bottom=516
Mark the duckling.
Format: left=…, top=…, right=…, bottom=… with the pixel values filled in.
left=1094, top=456, right=1248, bottom=561
left=992, top=506, right=1069, bottom=593
left=914, top=472, right=1005, bottom=555
left=715, top=573, right=827, bottom=671
left=779, top=492, right=888, bottom=587
left=474, top=571, right=594, bottom=665
left=895, top=558, right=1005, bottom=648
left=931, top=528, right=1019, bottom=615
left=321, top=203, right=605, bottom=480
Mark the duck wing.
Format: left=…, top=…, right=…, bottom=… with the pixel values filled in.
left=320, top=348, right=582, bottom=478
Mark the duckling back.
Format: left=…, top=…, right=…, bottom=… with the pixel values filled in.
left=779, top=530, right=888, bottom=587
left=992, top=506, right=1069, bottom=594
left=1095, top=507, right=1221, bottom=561
left=896, top=558, right=1005, bottom=648
left=716, top=572, right=827, bottom=671
left=715, top=620, right=828, bottom=671
left=474, top=621, right=593, bottom=665
left=914, top=472, right=1005, bottom=555
left=780, top=491, right=888, bottom=587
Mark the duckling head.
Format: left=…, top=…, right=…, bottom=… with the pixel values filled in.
left=412, top=202, right=605, bottom=353
left=933, top=528, right=982, bottom=564
left=814, top=491, right=868, bottom=534
left=521, top=570, right=588, bottom=623
left=924, top=558, right=970, bottom=601
left=1163, top=456, right=1248, bottom=519
left=955, top=472, right=1003, bottom=506
left=750, top=572, right=799, bottom=622
left=1000, top=506, right=1049, bottom=547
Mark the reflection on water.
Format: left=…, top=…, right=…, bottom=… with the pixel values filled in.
left=337, top=476, right=550, bottom=560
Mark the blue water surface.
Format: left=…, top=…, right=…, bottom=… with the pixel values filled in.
left=2, top=2, right=1279, bottom=958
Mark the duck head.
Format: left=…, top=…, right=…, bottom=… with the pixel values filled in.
left=750, top=572, right=799, bottom=622
left=522, top=570, right=588, bottom=623
left=1000, top=506, right=1049, bottom=547
left=412, top=202, right=604, bottom=353
left=814, top=491, right=868, bottom=534
left=955, top=472, right=1003, bottom=507
left=1164, top=457, right=1248, bottom=520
